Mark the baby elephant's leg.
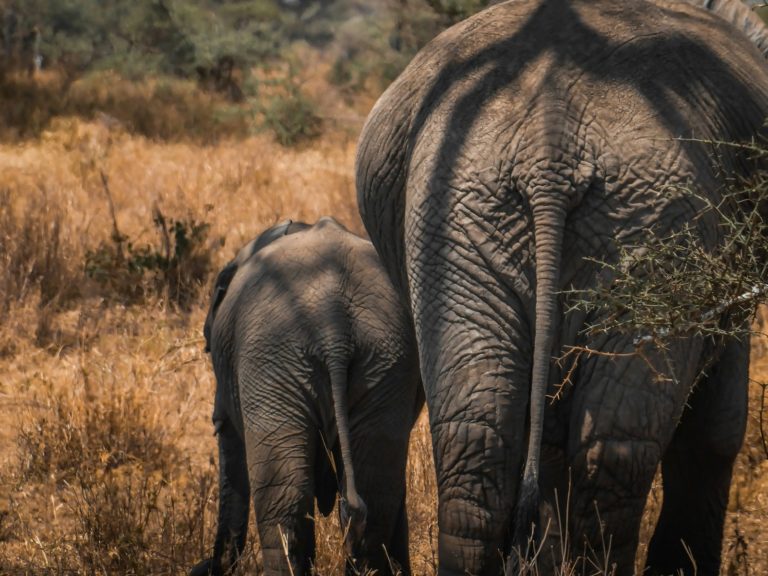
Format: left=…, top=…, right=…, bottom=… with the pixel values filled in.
left=350, top=402, right=417, bottom=575
left=190, top=416, right=249, bottom=576
left=246, top=419, right=317, bottom=576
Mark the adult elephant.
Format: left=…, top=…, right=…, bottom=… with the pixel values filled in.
left=686, top=0, right=768, bottom=57
left=355, top=0, right=768, bottom=574
left=190, top=218, right=423, bottom=576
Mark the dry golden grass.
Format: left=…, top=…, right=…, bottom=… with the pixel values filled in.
left=0, top=115, right=766, bottom=575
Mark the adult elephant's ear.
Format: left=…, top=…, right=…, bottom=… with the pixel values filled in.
left=203, top=261, right=238, bottom=353
left=203, top=219, right=311, bottom=352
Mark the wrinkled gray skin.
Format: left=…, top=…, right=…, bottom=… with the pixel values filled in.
left=190, top=218, right=423, bottom=576
left=356, top=1, right=768, bottom=575
left=688, top=0, right=768, bottom=57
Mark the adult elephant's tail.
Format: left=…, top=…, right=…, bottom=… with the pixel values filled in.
left=328, top=361, right=368, bottom=558
left=511, top=193, right=567, bottom=564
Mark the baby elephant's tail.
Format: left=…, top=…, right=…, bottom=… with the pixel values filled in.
left=328, top=361, right=368, bottom=558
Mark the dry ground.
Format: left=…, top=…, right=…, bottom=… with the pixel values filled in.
left=0, top=117, right=766, bottom=575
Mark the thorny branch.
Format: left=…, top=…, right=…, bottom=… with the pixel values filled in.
left=559, top=155, right=768, bottom=406
left=551, top=345, right=665, bottom=403
left=566, top=181, right=768, bottom=344
left=632, top=284, right=768, bottom=345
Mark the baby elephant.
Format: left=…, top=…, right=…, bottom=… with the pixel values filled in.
left=191, top=218, right=423, bottom=576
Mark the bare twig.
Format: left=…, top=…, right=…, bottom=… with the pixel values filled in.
left=277, top=525, right=296, bottom=576
left=568, top=177, right=768, bottom=349
left=552, top=345, right=665, bottom=403
left=382, top=544, right=402, bottom=576
left=583, top=502, right=617, bottom=576
left=681, top=540, right=698, bottom=576
left=152, top=207, right=171, bottom=264
left=99, top=170, right=124, bottom=259
left=632, top=283, right=768, bottom=343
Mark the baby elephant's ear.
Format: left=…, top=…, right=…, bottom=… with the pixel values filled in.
left=250, top=219, right=294, bottom=254
left=204, top=261, right=238, bottom=352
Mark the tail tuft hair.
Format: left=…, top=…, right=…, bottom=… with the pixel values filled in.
left=509, top=474, right=540, bottom=574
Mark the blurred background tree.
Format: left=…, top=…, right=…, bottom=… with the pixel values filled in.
left=1, top=0, right=496, bottom=81
left=0, top=0, right=495, bottom=143
left=11, top=0, right=760, bottom=144
left=3, top=0, right=287, bottom=79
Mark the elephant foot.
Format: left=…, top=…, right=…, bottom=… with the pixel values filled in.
left=189, top=557, right=222, bottom=576
left=340, top=494, right=368, bottom=556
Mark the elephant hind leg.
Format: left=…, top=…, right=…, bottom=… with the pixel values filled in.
left=645, top=443, right=734, bottom=576
left=387, top=493, right=411, bottom=576
left=567, top=346, right=687, bottom=575
left=214, top=417, right=251, bottom=570
left=349, top=426, right=412, bottom=576
left=646, top=336, right=749, bottom=576
left=246, top=423, right=317, bottom=576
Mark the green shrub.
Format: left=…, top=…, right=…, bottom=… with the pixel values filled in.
left=0, top=71, right=254, bottom=142
left=0, top=73, right=70, bottom=140
left=85, top=208, right=212, bottom=308
left=256, top=66, right=322, bottom=146
left=262, top=87, right=322, bottom=146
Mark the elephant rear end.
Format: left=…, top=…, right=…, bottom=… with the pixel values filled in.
left=356, top=1, right=768, bottom=574
left=195, top=218, right=422, bottom=576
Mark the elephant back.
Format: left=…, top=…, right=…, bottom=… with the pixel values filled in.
left=215, top=218, right=413, bottom=372
left=357, top=0, right=768, bottom=308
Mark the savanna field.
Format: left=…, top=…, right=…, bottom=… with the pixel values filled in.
left=1, top=82, right=767, bottom=576
left=1, top=3, right=768, bottom=573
